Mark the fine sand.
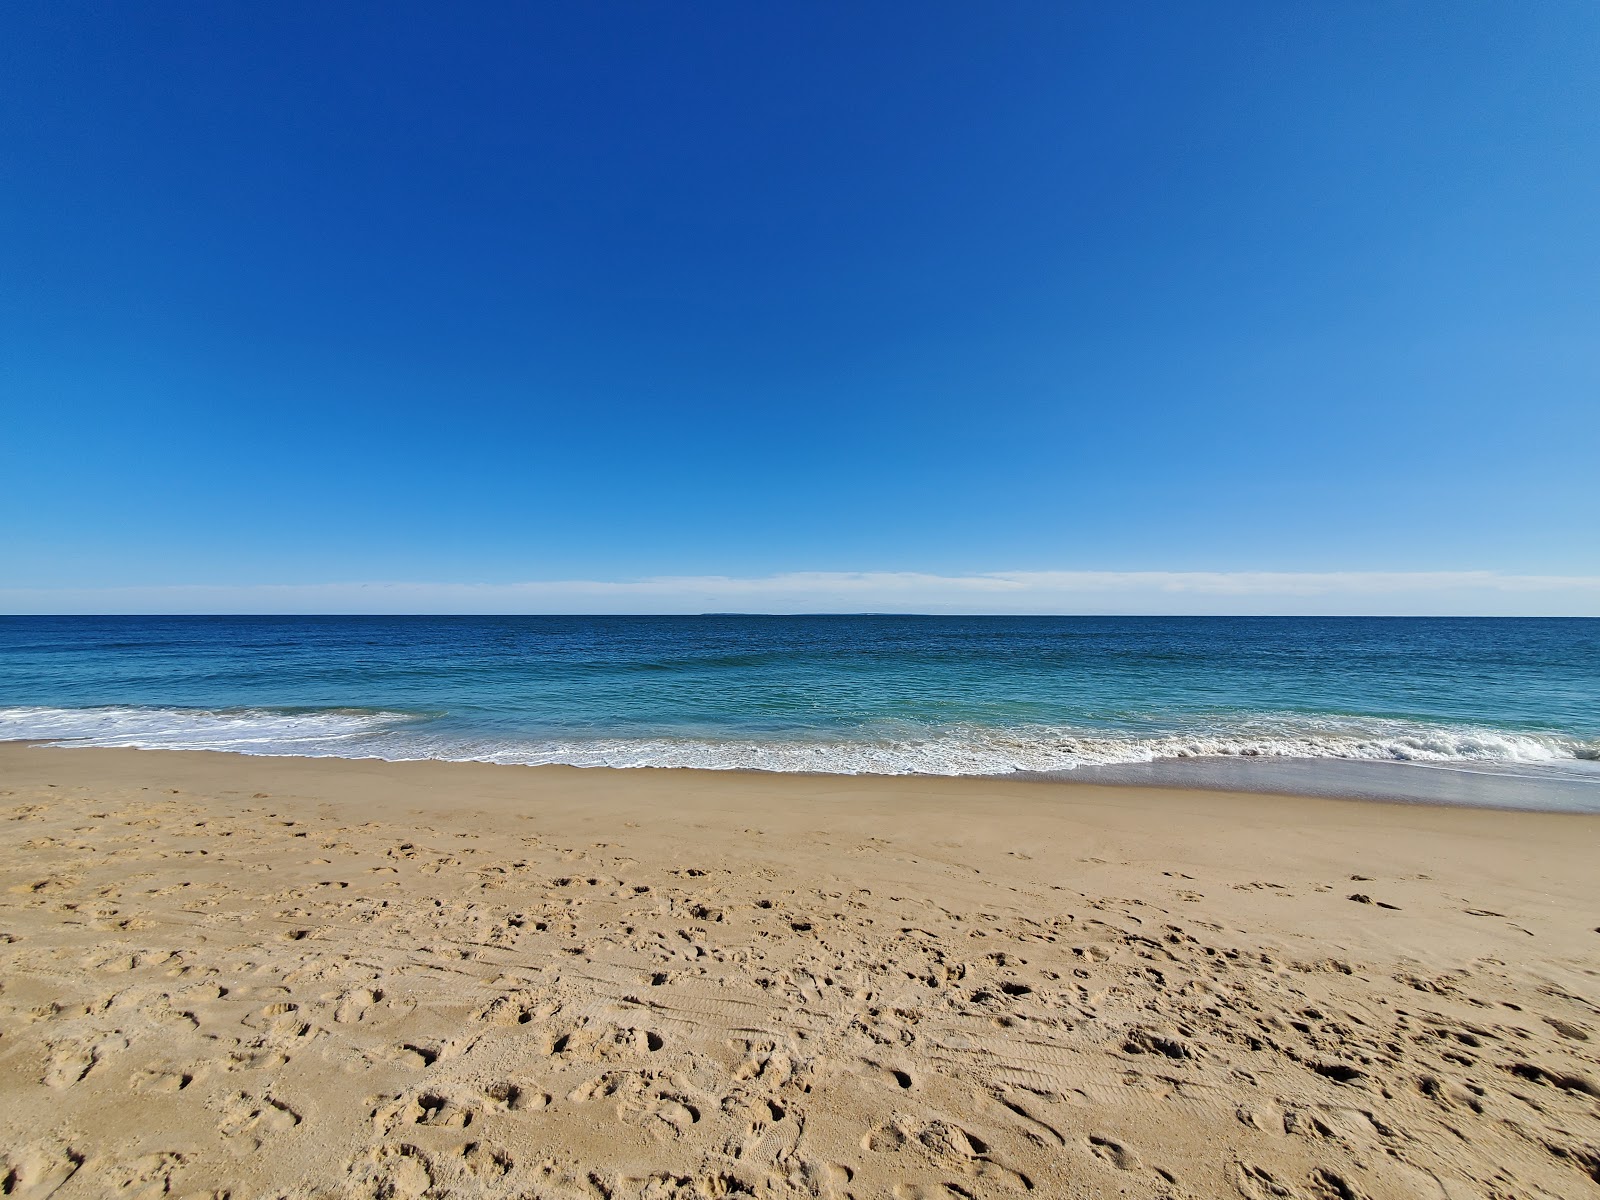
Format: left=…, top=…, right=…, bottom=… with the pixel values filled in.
left=1, top=746, right=1597, bottom=1200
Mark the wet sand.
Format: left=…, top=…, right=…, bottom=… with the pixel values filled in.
left=2, top=744, right=1597, bottom=1199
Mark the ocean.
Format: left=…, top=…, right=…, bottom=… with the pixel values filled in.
left=2, top=615, right=1596, bottom=810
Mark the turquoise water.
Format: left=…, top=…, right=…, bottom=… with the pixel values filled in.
left=2, top=616, right=1596, bottom=807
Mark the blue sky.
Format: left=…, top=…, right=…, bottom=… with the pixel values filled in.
left=3, top=2, right=1598, bottom=613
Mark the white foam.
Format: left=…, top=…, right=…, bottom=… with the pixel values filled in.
left=0, top=705, right=409, bottom=753
left=1, top=705, right=1594, bottom=779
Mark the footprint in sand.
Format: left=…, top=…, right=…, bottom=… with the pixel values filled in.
left=103, top=1150, right=190, bottom=1196
left=1229, top=1161, right=1304, bottom=1198
left=216, top=1091, right=301, bottom=1151
left=43, top=1033, right=127, bottom=1088
left=541, top=1021, right=664, bottom=1062
left=334, top=986, right=384, bottom=1023
left=482, top=1080, right=548, bottom=1112
left=347, top=1143, right=432, bottom=1200
left=0, top=1144, right=83, bottom=1200
left=374, top=1089, right=476, bottom=1134
left=865, top=1117, right=1032, bottom=1193
left=1543, top=1016, right=1589, bottom=1041
left=1087, top=1134, right=1141, bottom=1170
left=472, top=990, right=559, bottom=1027
left=568, top=1070, right=702, bottom=1143
left=456, top=1142, right=514, bottom=1183
left=130, top=1066, right=194, bottom=1094
left=863, top=1122, right=907, bottom=1153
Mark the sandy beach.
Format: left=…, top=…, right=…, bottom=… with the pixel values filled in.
left=1, top=744, right=1597, bottom=1200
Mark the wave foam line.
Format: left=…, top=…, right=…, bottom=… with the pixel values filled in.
left=0, top=705, right=409, bottom=751
left=1, top=705, right=1595, bottom=776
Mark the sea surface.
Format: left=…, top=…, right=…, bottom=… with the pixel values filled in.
left=2, top=615, right=1597, bottom=810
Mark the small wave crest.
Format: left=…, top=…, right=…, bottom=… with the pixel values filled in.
left=0, top=705, right=419, bottom=753
left=1, top=705, right=1594, bottom=777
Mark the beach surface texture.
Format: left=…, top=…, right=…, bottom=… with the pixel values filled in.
left=2, top=744, right=1597, bottom=1200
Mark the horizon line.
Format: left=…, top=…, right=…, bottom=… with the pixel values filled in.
left=4, top=570, right=1600, bottom=618
left=3, top=611, right=1599, bottom=620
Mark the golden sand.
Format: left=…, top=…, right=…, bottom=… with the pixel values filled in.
left=1, top=744, right=1597, bottom=1199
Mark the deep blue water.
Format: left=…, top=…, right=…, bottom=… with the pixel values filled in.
left=2, top=616, right=1596, bottom=805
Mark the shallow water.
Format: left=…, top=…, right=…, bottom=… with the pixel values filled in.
left=1, top=615, right=1596, bottom=809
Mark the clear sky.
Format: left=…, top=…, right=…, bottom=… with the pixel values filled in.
left=3, top=2, right=1597, bottom=613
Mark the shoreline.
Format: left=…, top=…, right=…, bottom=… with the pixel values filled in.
left=3, top=743, right=1598, bottom=1198
left=7, top=736, right=1600, bottom=815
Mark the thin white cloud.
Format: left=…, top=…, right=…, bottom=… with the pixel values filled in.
left=3, top=570, right=1599, bottom=615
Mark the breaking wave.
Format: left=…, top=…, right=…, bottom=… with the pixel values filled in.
left=2, top=705, right=1595, bottom=777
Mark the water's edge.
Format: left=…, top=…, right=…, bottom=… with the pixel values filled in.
left=9, top=735, right=1598, bottom=814
left=5, top=616, right=1595, bottom=812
